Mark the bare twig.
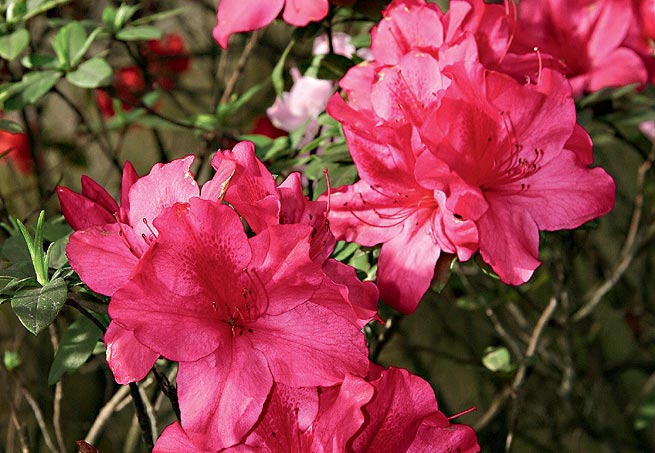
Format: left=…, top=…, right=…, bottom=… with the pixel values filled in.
left=9, top=403, right=30, bottom=453
left=129, top=382, right=154, bottom=451
left=474, top=386, right=512, bottom=432
left=20, top=384, right=60, bottom=453
left=85, top=385, right=132, bottom=445
left=505, top=296, right=558, bottom=453
left=49, top=324, right=67, bottom=453
left=219, top=30, right=262, bottom=106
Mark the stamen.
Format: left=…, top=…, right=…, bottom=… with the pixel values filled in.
left=448, top=406, right=478, bottom=421
left=534, top=47, right=542, bottom=85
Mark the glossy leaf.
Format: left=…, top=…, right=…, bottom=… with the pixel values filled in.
left=0, top=28, right=30, bottom=61
left=11, top=277, right=68, bottom=336
left=66, top=57, right=112, bottom=88
left=115, top=26, right=162, bottom=41
left=48, top=315, right=102, bottom=385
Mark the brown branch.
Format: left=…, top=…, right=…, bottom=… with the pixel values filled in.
left=573, top=144, right=655, bottom=322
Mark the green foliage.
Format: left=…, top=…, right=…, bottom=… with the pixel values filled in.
left=0, top=27, right=29, bottom=60
left=48, top=315, right=103, bottom=385
left=65, top=56, right=112, bottom=88
left=0, top=70, right=62, bottom=110
left=11, top=277, right=67, bottom=335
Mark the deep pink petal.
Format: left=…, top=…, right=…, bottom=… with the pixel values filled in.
left=312, top=374, right=375, bottom=450
left=57, top=186, right=116, bottom=231
left=213, top=0, right=283, bottom=48
left=585, top=47, right=648, bottom=93
left=477, top=197, right=541, bottom=285
left=66, top=224, right=140, bottom=295
left=177, top=344, right=273, bottom=451
left=350, top=367, right=447, bottom=452
left=234, top=383, right=319, bottom=451
left=127, top=155, right=199, bottom=240
left=111, top=200, right=251, bottom=361
left=408, top=413, right=480, bottom=453
left=119, top=161, right=139, bottom=221
left=498, top=150, right=616, bottom=231
left=154, top=423, right=212, bottom=453
left=376, top=215, right=442, bottom=314
left=248, top=224, right=323, bottom=315
left=371, top=0, right=444, bottom=65
left=282, top=0, right=328, bottom=26
left=80, top=175, right=119, bottom=215
left=250, top=301, right=369, bottom=387
left=315, top=259, right=380, bottom=328
left=104, top=322, right=158, bottom=384
left=371, top=52, right=449, bottom=124
left=212, top=141, right=281, bottom=232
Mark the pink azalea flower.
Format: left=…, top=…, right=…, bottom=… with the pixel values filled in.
left=57, top=157, right=207, bottom=384
left=210, top=141, right=379, bottom=325
left=267, top=67, right=334, bottom=136
left=506, top=0, right=647, bottom=96
left=109, top=198, right=370, bottom=450
left=154, top=367, right=479, bottom=453
left=155, top=376, right=372, bottom=452
left=415, top=62, right=616, bottom=284
left=213, top=0, right=329, bottom=48
left=350, top=366, right=480, bottom=453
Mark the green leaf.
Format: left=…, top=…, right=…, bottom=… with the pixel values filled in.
left=102, top=6, right=117, bottom=31
left=0, top=70, right=62, bottom=110
left=46, top=236, right=69, bottom=270
left=113, top=4, right=140, bottom=30
left=316, top=54, right=354, bottom=80
left=0, top=28, right=30, bottom=61
left=71, top=27, right=102, bottom=66
left=635, top=389, right=655, bottom=431
left=52, top=22, right=86, bottom=68
left=48, top=316, right=102, bottom=385
left=0, top=119, right=24, bottom=133
left=3, top=350, right=22, bottom=371
left=23, top=0, right=72, bottom=21
left=11, top=277, right=68, bottom=336
left=131, top=8, right=184, bottom=25
left=66, top=57, right=112, bottom=88
left=217, top=79, right=270, bottom=123
left=272, top=40, right=295, bottom=96
left=115, top=26, right=162, bottom=41
left=6, top=1, right=28, bottom=23
left=482, top=346, right=513, bottom=373
left=1, top=234, right=31, bottom=263
left=21, top=54, right=59, bottom=70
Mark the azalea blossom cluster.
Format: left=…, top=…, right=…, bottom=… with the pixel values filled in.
left=308, top=0, right=618, bottom=314
left=57, top=142, right=479, bottom=452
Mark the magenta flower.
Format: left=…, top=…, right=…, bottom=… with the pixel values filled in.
left=213, top=0, right=329, bottom=48
left=506, top=0, right=647, bottom=96
left=154, top=367, right=480, bottom=453
left=109, top=198, right=370, bottom=450
left=57, top=157, right=207, bottom=384
left=350, top=366, right=480, bottom=453
left=155, top=376, right=373, bottom=452
left=211, top=142, right=380, bottom=324
left=415, top=62, right=616, bottom=284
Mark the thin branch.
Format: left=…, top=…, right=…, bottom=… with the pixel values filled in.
left=65, top=299, right=108, bottom=334
left=473, top=386, right=512, bottom=432
left=505, top=296, right=558, bottom=453
left=85, top=385, right=131, bottom=445
left=49, top=324, right=66, bottom=453
left=219, top=30, right=262, bottom=106
left=52, top=87, right=122, bottom=174
left=9, top=403, right=30, bottom=453
left=573, top=145, right=655, bottom=322
left=129, top=382, right=154, bottom=451
left=20, top=384, right=60, bottom=453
